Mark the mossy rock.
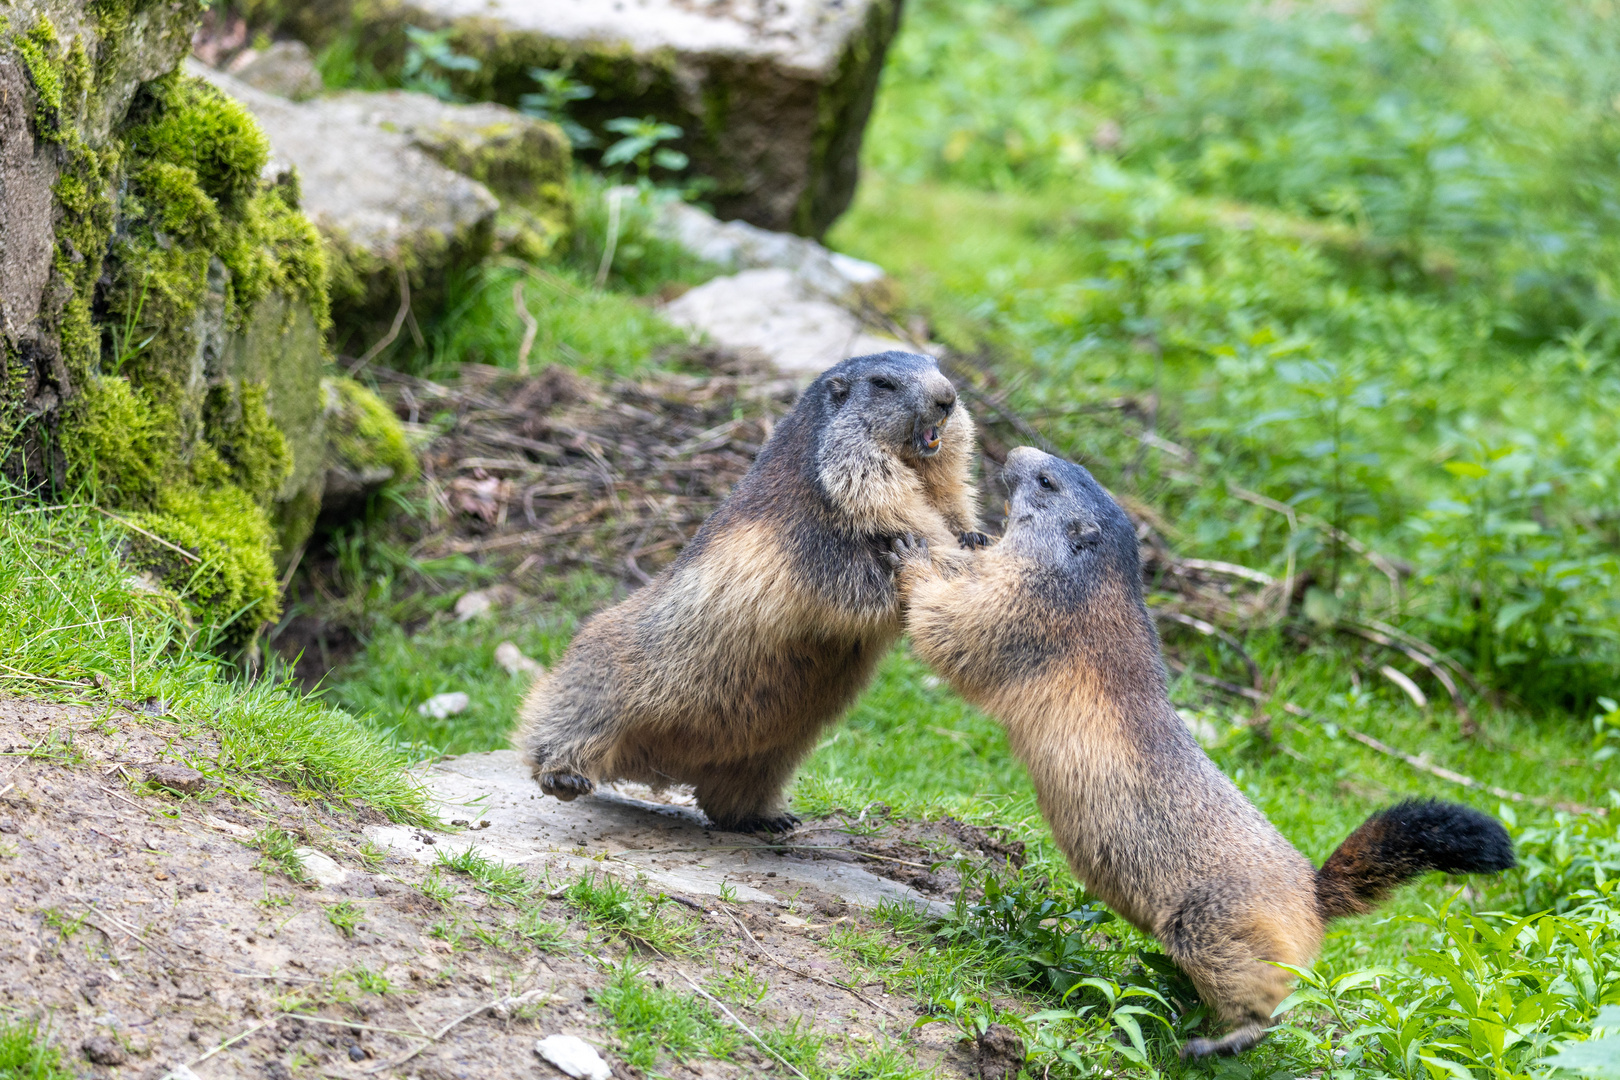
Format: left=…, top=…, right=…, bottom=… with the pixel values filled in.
left=190, top=62, right=506, bottom=352
left=239, top=0, right=902, bottom=237
left=1, top=5, right=336, bottom=653
left=317, top=375, right=417, bottom=523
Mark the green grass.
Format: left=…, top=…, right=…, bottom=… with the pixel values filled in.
left=0, top=1018, right=70, bottom=1080
left=253, top=827, right=310, bottom=882
left=433, top=846, right=534, bottom=904
left=0, top=501, right=431, bottom=825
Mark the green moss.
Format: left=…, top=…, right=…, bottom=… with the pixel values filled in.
left=15, top=17, right=65, bottom=137
left=63, top=375, right=176, bottom=502
left=129, top=484, right=282, bottom=638
left=323, top=376, right=416, bottom=483
left=127, top=72, right=268, bottom=213
left=204, top=381, right=294, bottom=504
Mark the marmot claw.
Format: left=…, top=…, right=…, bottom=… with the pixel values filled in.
left=885, top=533, right=928, bottom=569
left=719, top=811, right=801, bottom=834
left=540, top=771, right=594, bottom=801
left=958, top=530, right=991, bottom=549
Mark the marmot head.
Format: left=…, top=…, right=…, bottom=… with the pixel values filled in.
left=817, top=351, right=959, bottom=461
left=999, top=447, right=1140, bottom=599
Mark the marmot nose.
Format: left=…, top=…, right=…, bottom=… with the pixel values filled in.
left=935, top=390, right=956, bottom=416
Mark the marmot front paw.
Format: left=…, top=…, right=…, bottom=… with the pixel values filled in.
left=539, top=771, right=595, bottom=801
left=958, top=530, right=991, bottom=549
left=882, top=533, right=930, bottom=570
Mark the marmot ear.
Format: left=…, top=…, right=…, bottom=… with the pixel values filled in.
left=827, top=375, right=851, bottom=407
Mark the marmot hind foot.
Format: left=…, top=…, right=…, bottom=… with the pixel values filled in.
left=959, top=530, right=992, bottom=549
left=712, top=810, right=801, bottom=834
left=1180, top=1023, right=1268, bottom=1059
left=539, top=770, right=594, bottom=802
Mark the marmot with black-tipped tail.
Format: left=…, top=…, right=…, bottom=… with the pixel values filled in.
left=516, top=351, right=983, bottom=832
left=888, top=447, right=1515, bottom=1057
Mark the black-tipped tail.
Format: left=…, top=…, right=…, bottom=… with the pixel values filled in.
left=1316, top=799, right=1515, bottom=921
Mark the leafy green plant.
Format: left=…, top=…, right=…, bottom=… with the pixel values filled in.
left=563, top=873, right=690, bottom=952
left=400, top=26, right=479, bottom=102
left=601, top=116, right=688, bottom=179
left=520, top=67, right=596, bottom=148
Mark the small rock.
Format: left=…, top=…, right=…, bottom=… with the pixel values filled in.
left=418, top=692, right=471, bottom=720
left=162, top=1065, right=202, bottom=1080
left=0, top=820, right=15, bottom=834
left=491, top=987, right=555, bottom=1020
left=453, top=590, right=494, bottom=621
left=82, top=1036, right=126, bottom=1065
left=535, top=1035, right=612, bottom=1080
left=291, top=847, right=349, bottom=888
left=660, top=268, right=910, bottom=377
left=975, top=1023, right=1025, bottom=1080
left=494, top=641, right=543, bottom=677
left=225, top=40, right=323, bottom=100
left=144, top=763, right=207, bottom=794
left=347, top=1044, right=366, bottom=1061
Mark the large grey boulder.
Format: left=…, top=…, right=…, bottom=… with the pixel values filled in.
left=271, top=0, right=903, bottom=237
left=189, top=61, right=571, bottom=349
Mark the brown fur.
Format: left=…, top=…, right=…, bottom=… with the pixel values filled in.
left=515, top=352, right=980, bottom=831
left=893, top=447, right=1513, bottom=1056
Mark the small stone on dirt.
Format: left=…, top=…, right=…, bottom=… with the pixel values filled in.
left=453, top=590, right=494, bottom=621
left=418, top=692, right=470, bottom=719
left=494, top=640, right=543, bottom=676
left=292, top=847, right=349, bottom=887
left=535, top=1034, right=612, bottom=1080
left=0, top=820, right=15, bottom=833
left=81, top=1036, right=126, bottom=1065
left=348, top=1044, right=366, bottom=1060
left=144, top=763, right=207, bottom=794
left=975, top=1023, right=1025, bottom=1080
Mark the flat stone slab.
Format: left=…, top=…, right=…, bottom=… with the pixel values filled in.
left=662, top=267, right=911, bottom=377
left=365, top=750, right=949, bottom=913
left=280, top=0, right=901, bottom=234
left=188, top=60, right=500, bottom=338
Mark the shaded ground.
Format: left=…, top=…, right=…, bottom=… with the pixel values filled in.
left=0, top=697, right=1028, bottom=1078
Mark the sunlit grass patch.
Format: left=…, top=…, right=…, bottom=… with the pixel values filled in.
left=0, top=501, right=431, bottom=825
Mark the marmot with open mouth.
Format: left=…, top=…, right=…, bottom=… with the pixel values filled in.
left=515, top=351, right=984, bottom=831
left=889, top=446, right=1514, bottom=1056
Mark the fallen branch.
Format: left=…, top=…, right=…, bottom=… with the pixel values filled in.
left=364, top=991, right=521, bottom=1074
left=720, top=907, right=900, bottom=1018
left=349, top=265, right=412, bottom=374
left=1153, top=610, right=1261, bottom=691
left=673, top=966, right=812, bottom=1080
left=1291, top=706, right=1605, bottom=817
left=1341, top=623, right=1476, bottom=737
left=513, top=280, right=539, bottom=376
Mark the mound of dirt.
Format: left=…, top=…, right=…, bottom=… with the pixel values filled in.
left=0, top=698, right=1012, bottom=1078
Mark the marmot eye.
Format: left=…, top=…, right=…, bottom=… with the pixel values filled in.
left=870, top=377, right=897, bottom=391
left=1038, top=474, right=1055, bottom=491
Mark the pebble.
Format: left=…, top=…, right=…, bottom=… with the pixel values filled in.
left=454, top=590, right=494, bottom=621
left=494, top=640, right=543, bottom=676
left=418, top=692, right=470, bottom=719
left=534, top=1035, right=612, bottom=1080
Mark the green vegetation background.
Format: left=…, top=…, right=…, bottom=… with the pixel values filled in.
left=9, top=0, right=1620, bottom=1075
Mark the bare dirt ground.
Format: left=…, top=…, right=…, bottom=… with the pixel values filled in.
left=0, top=697, right=1020, bottom=1078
